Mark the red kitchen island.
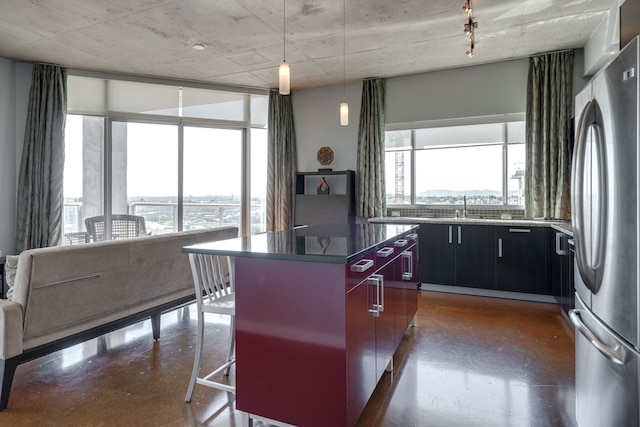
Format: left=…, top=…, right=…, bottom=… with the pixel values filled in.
left=183, top=223, right=419, bottom=427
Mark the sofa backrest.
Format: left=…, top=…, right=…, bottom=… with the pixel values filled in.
left=13, top=227, right=238, bottom=350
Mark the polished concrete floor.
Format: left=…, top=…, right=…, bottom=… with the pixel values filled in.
left=0, top=291, right=576, bottom=426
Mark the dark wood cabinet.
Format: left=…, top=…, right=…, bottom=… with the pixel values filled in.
left=455, top=225, right=496, bottom=289
left=294, top=170, right=355, bottom=226
left=550, top=229, right=575, bottom=316
left=496, top=226, right=547, bottom=294
left=418, top=223, right=455, bottom=285
left=418, top=223, right=495, bottom=289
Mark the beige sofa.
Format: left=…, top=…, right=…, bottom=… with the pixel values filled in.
left=0, top=226, right=237, bottom=410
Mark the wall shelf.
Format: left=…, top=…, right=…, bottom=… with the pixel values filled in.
left=294, top=170, right=355, bottom=226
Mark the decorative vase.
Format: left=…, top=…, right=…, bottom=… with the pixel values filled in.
left=317, top=177, right=330, bottom=195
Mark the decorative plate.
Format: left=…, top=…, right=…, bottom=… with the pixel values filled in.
left=317, top=146, right=334, bottom=166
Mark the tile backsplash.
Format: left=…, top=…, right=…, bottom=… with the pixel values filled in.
left=386, top=206, right=526, bottom=220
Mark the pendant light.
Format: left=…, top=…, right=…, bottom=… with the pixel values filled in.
left=340, top=0, right=348, bottom=126
left=279, top=0, right=290, bottom=95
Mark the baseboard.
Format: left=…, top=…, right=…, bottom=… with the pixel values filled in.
left=420, top=283, right=557, bottom=304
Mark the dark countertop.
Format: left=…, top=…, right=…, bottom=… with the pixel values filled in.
left=183, top=223, right=419, bottom=264
left=369, top=216, right=574, bottom=236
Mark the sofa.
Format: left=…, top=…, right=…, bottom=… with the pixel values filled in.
left=0, top=226, right=238, bottom=410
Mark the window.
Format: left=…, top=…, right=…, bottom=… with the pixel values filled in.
left=385, top=121, right=525, bottom=207
left=63, top=75, right=268, bottom=242
left=113, top=121, right=179, bottom=234
left=183, top=126, right=242, bottom=231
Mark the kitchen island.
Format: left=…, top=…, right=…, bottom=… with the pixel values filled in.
left=183, top=223, right=419, bottom=427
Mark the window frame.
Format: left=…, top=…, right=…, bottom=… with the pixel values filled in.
left=385, top=116, right=526, bottom=209
left=65, top=72, right=268, bottom=238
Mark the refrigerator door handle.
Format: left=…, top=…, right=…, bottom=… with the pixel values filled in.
left=571, top=100, right=599, bottom=293
left=569, top=309, right=625, bottom=366
left=590, top=121, right=607, bottom=271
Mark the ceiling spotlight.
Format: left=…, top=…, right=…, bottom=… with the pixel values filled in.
left=191, top=43, right=207, bottom=51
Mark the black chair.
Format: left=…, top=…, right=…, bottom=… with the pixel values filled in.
left=85, top=214, right=147, bottom=242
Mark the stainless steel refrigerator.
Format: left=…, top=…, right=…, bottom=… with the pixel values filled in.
left=569, top=36, right=640, bottom=427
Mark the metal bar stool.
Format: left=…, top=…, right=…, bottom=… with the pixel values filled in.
left=185, top=253, right=236, bottom=401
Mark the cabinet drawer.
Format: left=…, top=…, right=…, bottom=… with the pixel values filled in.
left=496, top=226, right=545, bottom=239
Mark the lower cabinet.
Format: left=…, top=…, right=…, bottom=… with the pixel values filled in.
left=456, top=225, right=496, bottom=289
left=346, top=237, right=418, bottom=426
left=418, top=223, right=552, bottom=295
left=418, top=223, right=495, bottom=289
left=496, top=226, right=547, bottom=293
left=550, top=229, right=575, bottom=316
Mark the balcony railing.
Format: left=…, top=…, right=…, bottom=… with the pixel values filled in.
left=63, top=201, right=266, bottom=242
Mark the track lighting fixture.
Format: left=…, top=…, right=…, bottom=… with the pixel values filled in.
left=463, top=0, right=477, bottom=58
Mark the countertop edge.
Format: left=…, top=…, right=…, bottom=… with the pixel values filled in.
left=368, top=216, right=573, bottom=235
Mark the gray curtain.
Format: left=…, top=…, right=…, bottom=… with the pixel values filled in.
left=356, top=78, right=386, bottom=218
left=15, top=64, right=67, bottom=252
left=266, top=89, right=297, bottom=232
left=525, top=51, right=574, bottom=220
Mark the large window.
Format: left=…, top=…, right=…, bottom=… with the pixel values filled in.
left=62, top=75, right=268, bottom=242
left=183, top=126, right=242, bottom=231
left=385, top=121, right=525, bottom=207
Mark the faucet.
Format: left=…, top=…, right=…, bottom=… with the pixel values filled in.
left=463, top=195, right=468, bottom=218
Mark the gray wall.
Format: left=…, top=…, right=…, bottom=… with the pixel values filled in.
left=386, top=59, right=529, bottom=127
left=292, top=58, right=531, bottom=174
left=0, top=59, right=30, bottom=255
left=293, top=81, right=362, bottom=173
left=293, top=52, right=590, bottom=173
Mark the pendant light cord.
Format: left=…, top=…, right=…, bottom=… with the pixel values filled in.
left=283, top=0, right=286, bottom=62
left=343, top=0, right=346, bottom=98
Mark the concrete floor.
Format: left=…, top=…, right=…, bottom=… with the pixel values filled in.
left=0, top=290, right=576, bottom=426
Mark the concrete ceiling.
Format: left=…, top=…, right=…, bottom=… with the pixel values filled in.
left=0, top=0, right=617, bottom=91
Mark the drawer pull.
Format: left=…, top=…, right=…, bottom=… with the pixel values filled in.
left=394, top=239, right=408, bottom=247
left=406, top=233, right=418, bottom=241
left=377, top=247, right=394, bottom=257
left=508, top=228, right=531, bottom=233
left=350, top=259, right=374, bottom=273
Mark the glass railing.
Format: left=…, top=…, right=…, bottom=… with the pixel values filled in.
left=63, top=201, right=266, bottom=244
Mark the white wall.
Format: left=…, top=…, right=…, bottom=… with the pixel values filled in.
left=292, top=81, right=362, bottom=173
left=0, top=59, right=31, bottom=255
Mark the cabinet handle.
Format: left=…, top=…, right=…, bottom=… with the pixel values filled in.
left=394, top=239, right=408, bottom=247
left=498, top=238, right=503, bottom=258
left=402, top=251, right=413, bottom=280
left=368, top=274, right=384, bottom=317
left=406, top=233, right=418, bottom=241
left=556, top=232, right=568, bottom=256
left=376, top=247, right=394, bottom=257
left=448, top=226, right=452, bottom=244
left=508, top=228, right=531, bottom=233
left=351, top=259, right=374, bottom=273
left=458, top=226, right=462, bottom=245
